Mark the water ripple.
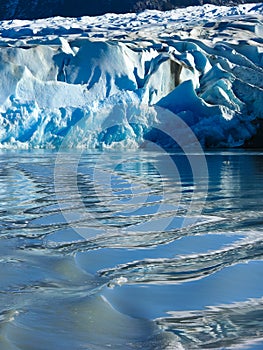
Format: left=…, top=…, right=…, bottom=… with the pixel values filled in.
left=0, top=151, right=262, bottom=349
left=156, top=298, right=263, bottom=349
left=99, top=238, right=263, bottom=286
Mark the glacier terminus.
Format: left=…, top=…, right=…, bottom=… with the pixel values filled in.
left=0, top=3, right=262, bottom=149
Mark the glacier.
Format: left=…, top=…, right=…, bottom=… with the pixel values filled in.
left=0, top=3, right=262, bottom=149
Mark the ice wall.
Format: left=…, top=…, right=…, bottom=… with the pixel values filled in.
left=0, top=4, right=262, bottom=149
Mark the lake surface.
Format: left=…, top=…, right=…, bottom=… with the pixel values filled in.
left=0, top=149, right=262, bottom=349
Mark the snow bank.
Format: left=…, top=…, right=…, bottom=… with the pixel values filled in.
left=0, top=3, right=262, bottom=149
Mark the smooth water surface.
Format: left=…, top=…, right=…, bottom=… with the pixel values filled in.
left=0, top=150, right=262, bottom=349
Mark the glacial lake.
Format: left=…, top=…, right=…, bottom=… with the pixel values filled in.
left=0, top=149, right=262, bottom=349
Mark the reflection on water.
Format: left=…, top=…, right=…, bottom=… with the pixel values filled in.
left=0, top=150, right=262, bottom=349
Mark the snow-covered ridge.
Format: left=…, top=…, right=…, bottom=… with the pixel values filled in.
left=0, top=4, right=263, bottom=149
left=1, top=0, right=262, bottom=21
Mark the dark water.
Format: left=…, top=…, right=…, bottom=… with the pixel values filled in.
left=0, top=149, right=262, bottom=349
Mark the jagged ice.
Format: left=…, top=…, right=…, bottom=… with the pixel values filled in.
left=0, top=3, right=262, bottom=149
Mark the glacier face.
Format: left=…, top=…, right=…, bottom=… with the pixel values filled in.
left=0, top=3, right=262, bottom=149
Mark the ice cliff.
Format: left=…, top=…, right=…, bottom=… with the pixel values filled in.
left=0, top=3, right=262, bottom=149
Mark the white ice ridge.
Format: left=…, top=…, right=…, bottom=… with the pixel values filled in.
left=0, top=3, right=262, bottom=149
